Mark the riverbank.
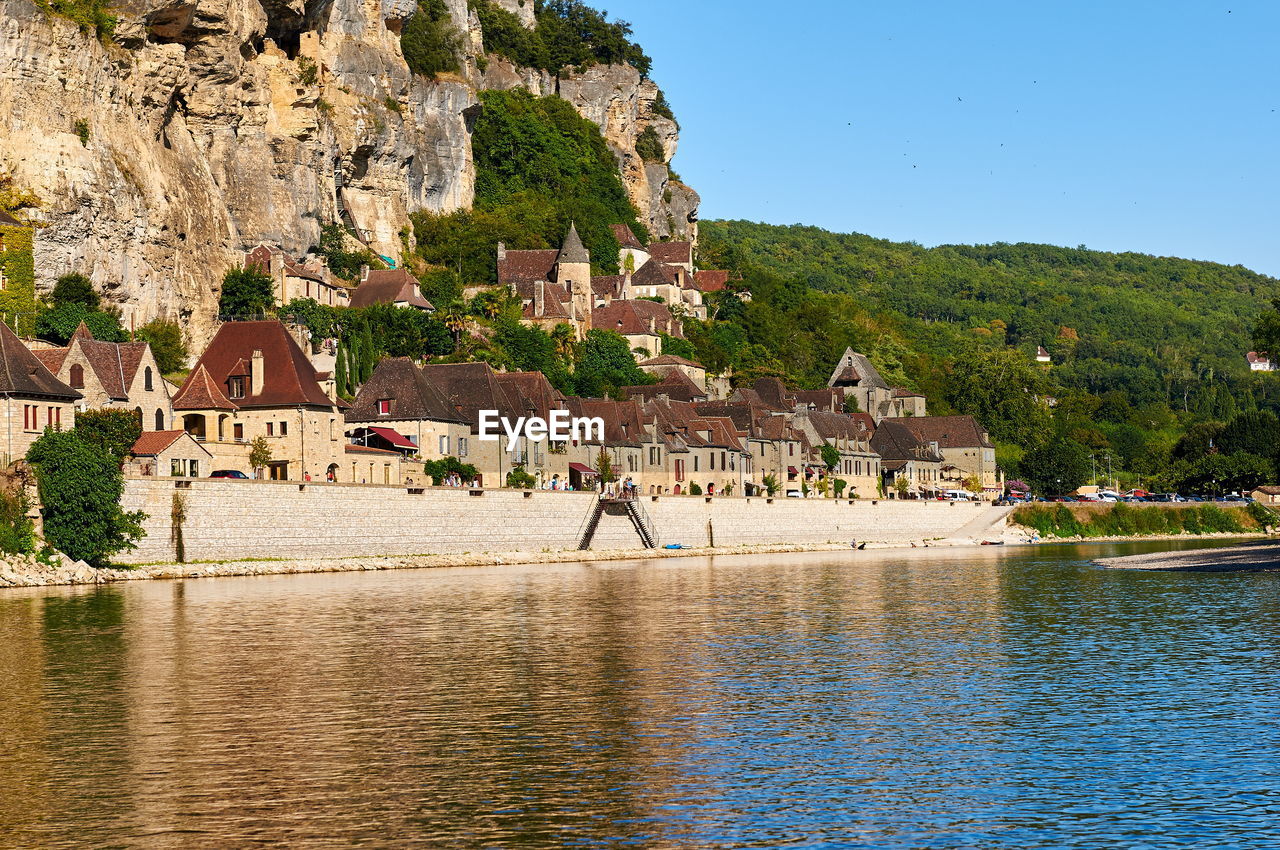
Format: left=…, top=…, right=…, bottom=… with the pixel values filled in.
left=1096, top=540, right=1280, bottom=571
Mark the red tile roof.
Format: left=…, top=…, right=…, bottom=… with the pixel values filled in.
left=884, top=415, right=994, bottom=449
left=171, top=363, right=239, bottom=411
left=611, top=224, right=644, bottom=249
left=639, top=354, right=703, bottom=368
left=691, top=270, right=730, bottom=292
left=131, top=430, right=205, bottom=456
left=646, top=241, right=692, bottom=266
left=592, top=299, right=683, bottom=339
left=346, top=357, right=464, bottom=423
left=177, top=321, right=334, bottom=409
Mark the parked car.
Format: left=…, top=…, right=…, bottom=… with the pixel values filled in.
left=210, top=469, right=250, bottom=479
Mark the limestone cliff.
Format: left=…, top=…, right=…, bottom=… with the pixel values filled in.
left=0, top=0, right=696, bottom=345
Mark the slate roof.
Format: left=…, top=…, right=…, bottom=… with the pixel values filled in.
left=418, top=362, right=523, bottom=428
left=557, top=222, right=590, bottom=264
left=791, top=388, right=843, bottom=413
left=892, top=387, right=925, bottom=398
left=0, top=320, right=79, bottom=400
left=176, top=321, right=334, bottom=409
left=494, top=371, right=567, bottom=418
left=870, top=419, right=944, bottom=463
left=346, top=357, right=465, bottom=424
left=639, top=354, right=703, bottom=369
left=828, top=348, right=889, bottom=390
left=884, top=415, right=994, bottom=449
left=646, top=241, right=692, bottom=266
left=498, top=250, right=560, bottom=286
left=0, top=210, right=22, bottom=226
left=622, top=369, right=706, bottom=403
left=611, top=223, right=644, bottom=250
left=630, top=258, right=681, bottom=287
left=592, top=299, right=683, bottom=338
left=349, top=270, right=433, bottom=310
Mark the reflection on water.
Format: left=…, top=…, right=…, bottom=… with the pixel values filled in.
left=2, top=540, right=1279, bottom=847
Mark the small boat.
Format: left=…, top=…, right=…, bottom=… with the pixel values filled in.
left=980, top=540, right=1005, bottom=546
left=664, top=543, right=685, bottom=550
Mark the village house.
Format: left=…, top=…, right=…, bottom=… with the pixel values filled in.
left=592, top=299, right=683, bottom=359
left=246, top=244, right=349, bottom=308
left=1247, top=351, right=1275, bottom=372
left=345, top=357, right=470, bottom=468
left=789, top=408, right=881, bottom=498
left=638, top=354, right=706, bottom=388
left=128, top=430, right=213, bottom=478
left=691, top=400, right=804, bottom=496
left=645, top=396, right=747, bottom=496
left=827, top=348, right=927, bottom=420
left=344, top=444, right=405, bottom=486
left=0, top=319, right=79, bottom=464
left=564, top=397, right=653, bottom=492
left=882, top=415, right=999, bottom=497
left=870, top=419, right=944, bottom=498
left=32, top=322, right=173, bottom=431
left=349, top=267, right=435, bottom=311
left=170, top=320, right=346, bottom=481
left=622, top=369, right=708, bottom=404
left=500, top=223, right=594, bottom=338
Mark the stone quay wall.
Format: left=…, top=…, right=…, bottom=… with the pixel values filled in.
left=118, top=478, right=1009, bottom=564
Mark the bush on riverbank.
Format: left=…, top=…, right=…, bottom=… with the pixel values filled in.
left=1013, top=503, right=1260, bottom=539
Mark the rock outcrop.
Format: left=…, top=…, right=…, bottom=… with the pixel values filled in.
left=0, top=0, right=696, bottom=345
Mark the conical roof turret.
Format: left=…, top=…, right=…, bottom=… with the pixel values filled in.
left=557, top=222, right=590, bottom=264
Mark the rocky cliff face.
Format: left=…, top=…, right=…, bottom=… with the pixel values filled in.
left=0, top=0, right=696, bottom=345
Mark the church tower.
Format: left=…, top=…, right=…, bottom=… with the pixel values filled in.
left=556, top=222, right=593, bottom=338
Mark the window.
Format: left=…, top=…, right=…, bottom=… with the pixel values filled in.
left=47, top=407, right=55, bottom=427
left=189, top=460, right=198, bottom=478
left=439, top=435, right=449, bottom=455
left=228, top=376, right=245, bottom=399
left=788, top=443, right=795, bottom=456
left=458, top=437, right=468, bottom=457
left=721, top=452, right=727, bottom=470
left=384, top=464, right=391, bottom=485
left=155, top=409, right=165, bottom=430
left=329, top=419, right=335, bottom=440
left=266, top=422, right=274, bottom=437
left=69, top=364, right=84, bottom=389
left=693, top=456, right=699, bottom=472
left=144, top=367, right=153, bottom=391
left=648, top=446, right=661, bottom=465
left=234, top=423, right=244, bottom=441
left=377, top=399, right=391, bottom=416
left=171, top=459, right=183, bottom=477
left=279, top=421, right=288, bottom=436
left=710, top=453, right=715, bottom=471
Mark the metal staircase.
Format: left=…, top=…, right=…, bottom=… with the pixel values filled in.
left=577, top=498, right=605, bottom=550
left=577, top=497, right=659, bottom=550
left=624, top=499, right=658, bottom=548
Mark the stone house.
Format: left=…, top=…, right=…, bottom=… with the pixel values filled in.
left=171, top=320, right=346, bottom=481
left=346, top=357, right=470, bottom=466
left=882, top=415, right=998, bottom=497
left=246, top=245, right=349, bottom=308
left=645, top=397, right=747, bottom=496
left=0, top=319, right=80, bottom=464
left=32, top=322, right=173, bottom=431
left=128, top=430, right=213, bottom=478
left=638, top=354, right=706, bottom=388
left=870, top=419, right=945, bottom=498
left=500, top=223, right=594, bottom=339
left=344, top=444, right=404, bottom=486
left=789, top=408, right=881, bottom=499
left=1250, top=486, right=1280, bottom=505
left=349, top=268, right=434, bottom=311
left=592, top=299, right=683, bottom=359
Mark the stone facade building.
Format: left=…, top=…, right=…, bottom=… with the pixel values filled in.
left=0, top=320, right=79, bottom=464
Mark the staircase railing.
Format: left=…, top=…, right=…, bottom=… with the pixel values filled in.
left=576, top=496, right=604, bottom=550
left=624, top=498, right=658, bottom=548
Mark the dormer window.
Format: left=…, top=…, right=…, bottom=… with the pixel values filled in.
left=228, top=376, right=245, bottom=399
left=377, top=399, right=391, bottom=416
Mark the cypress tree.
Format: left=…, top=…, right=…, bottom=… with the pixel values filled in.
left=335, top=344, right=348, bottom=397
left=347, top=335, right=362, bottom=388
left=361, top=323, right=376, bottom=382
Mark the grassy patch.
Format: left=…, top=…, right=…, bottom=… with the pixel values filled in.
left=1013, top=503, right=1260, bottom=539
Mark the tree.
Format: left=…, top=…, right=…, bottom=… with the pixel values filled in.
left=833, top=478, right=848, bottom=497
left=219, top=266, right=275, bottom=319
left=74, top=409, right=141, bottom=460
left=335, top=344, right=349, bottom=398
left=688, top=482, right=703, bottom=495
left=761, top=473, right=779, bottom=496
left=1172, top=452, right=1274, bottom=496
left=1218, top=411, right=1280, bottom=461
left=423, top=456, right=478, bottom=485
left=248, top=436, right=272, bottom=477
left=961, top=474, right=982, bottom=494
left=1021, top=436, right=1091, bottom=496
left=1252, top=298, right=1280, bottom=361
left=595, top=448, right=615, bottom=484
left=574, top=330, right=652, bottom=397
left=51, top=272, right=99, bottom=309
left=820, top=443, right=840, bottom=472
left=894, top=476, right=910, bottom=498
left=26, top=429, right=146, bottom=566
left=35, top=303, right=127, bottom=344
left=400, top=0, right=461, bottom=78
left=945, top=345, right=1054, bottom=445
left=135, top=319, right=188, bottom=374
left=506, top=465, right=537, bottom=489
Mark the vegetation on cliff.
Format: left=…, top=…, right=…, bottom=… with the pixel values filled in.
left=471, top=0, right=652, bottom=77
left=413, top=88, right=649, bottom=281
left=401, top=0, right=463, bottom=79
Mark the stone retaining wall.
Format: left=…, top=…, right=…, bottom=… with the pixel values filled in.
left=119, top=479, right=1008, bottom=564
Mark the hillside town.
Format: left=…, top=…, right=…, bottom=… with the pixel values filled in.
left=0, top=217, right=1000, bottom=502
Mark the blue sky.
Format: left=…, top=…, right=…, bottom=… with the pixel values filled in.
left=606, top=0, right=1280, bottom=275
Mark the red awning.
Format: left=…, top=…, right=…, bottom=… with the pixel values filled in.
left=569, top=462, right=598, bottom=475
left=787, top=466, right=799, bottom=474
left=368, top=426, right=417, bottom=450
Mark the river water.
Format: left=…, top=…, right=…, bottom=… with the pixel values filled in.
left=2, top=540, right=1279, bottom=848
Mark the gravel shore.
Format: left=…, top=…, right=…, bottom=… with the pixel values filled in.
left=1096, top=540, right=1280, bottom=571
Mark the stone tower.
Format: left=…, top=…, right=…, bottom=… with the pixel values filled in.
left=557, top=222, right=593, bottom=338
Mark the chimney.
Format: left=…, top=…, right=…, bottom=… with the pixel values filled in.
left=251, top=349, right=265, bottom=396
left=648, top=316, right=656, bottom=333
left=496, top=242, right=507, bottom=262
left=534, top=279, right=545, bottom=316
left=360, top=264, right=370, bottom=282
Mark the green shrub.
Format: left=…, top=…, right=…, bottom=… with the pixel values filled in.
left=135, top=318, right=189, bottom=374
left=0, top=488, right=35, bottom=555
left=75, top=409, right=142, bottom=461
left=36, top=303, right=127, bottom=344
left=38, top=0, right=115, bottom=40
left=296, top=56, right=319, bottom=86
left=688, top=482, right=703, bottom=496
left=402, top=0, right=462, bottom=78
left=51, top=272, right=98, bottom=309
left=424, top=456, right=479, bottom=485
left=470, top=0, right=651, bottom=76
left=219, top=265, right=275, bottom=319
left=635, top=125, right=665, bottom=162
left=1013, top=503, right=1251, bottom=539
left=506, top=465, right=537, bottom=489
left=27, top=429, right=146, bottom=566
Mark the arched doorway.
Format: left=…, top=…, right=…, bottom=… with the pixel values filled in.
left=326, top=463, right=339, bottom=482
left=181, top=414, right=206, bottom=440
